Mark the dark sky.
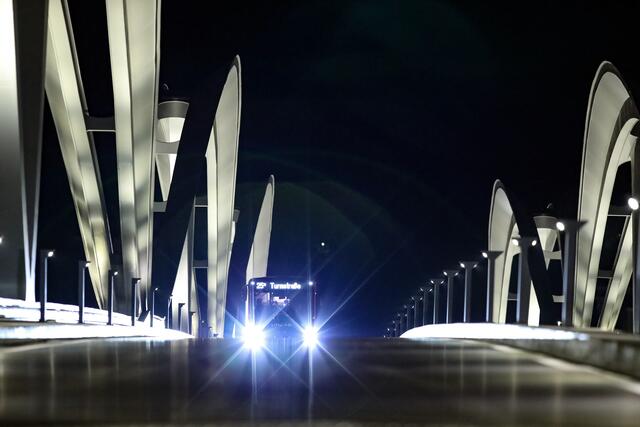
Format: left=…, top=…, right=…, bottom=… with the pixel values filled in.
left=39, top=1, right=640, bottom=336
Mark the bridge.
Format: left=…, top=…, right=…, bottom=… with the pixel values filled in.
left=2, top=1, right=640, bottom=425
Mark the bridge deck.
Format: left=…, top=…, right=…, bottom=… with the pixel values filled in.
left=0, top=337, right=638, bottom=425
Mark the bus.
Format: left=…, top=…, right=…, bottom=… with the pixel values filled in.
left=242, top=277, right=317, bottom=348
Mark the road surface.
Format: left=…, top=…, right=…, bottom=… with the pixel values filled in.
left=0, top=337, right=639, bottom=425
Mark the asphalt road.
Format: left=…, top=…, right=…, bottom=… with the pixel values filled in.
left=1, top=337, right=639, bottom=426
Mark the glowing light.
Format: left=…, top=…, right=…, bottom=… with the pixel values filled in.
left=511, top=238, right=519, bottom=247
left=401, top=323, right=590, bottom=341
left=320, top=242, right=326, bottom=247
left=556, top=221, right=565, bottom=232
left=242, top=323, right=265, bottom=350
left=308, top=281, right=314, bottom=286
left=0, top=236, right=3, bottom=244
left=531, top=239, right=537, bottom=247
left=459, top=262, right=464, bottom=268
left=84, top=261, right=91, bottom=268
left=302, top=325, right=318, bottom=348
left=481, top=251, right=488, bottom=258
left=114, top=271, right=119, bottom=276
left=47, top=250, right=54, bottom=258
left=629, top=197, right=640, bottom=211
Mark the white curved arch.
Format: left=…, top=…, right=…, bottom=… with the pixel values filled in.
left=575, top=61, right=639, bottom=328
left=207, top=56, right=241, bottom=337
left=488, top=181, right=517, bottom=323
left=488, top=182, right=557, bottom=325
left=246, top=175, right=275, bottom=285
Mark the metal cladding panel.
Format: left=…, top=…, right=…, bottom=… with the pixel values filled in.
left=106, top=0, right=160, bottom=312
left=207, top=56, right=241, bottom=337
left=246, top=176, right=275, bottom=285
left=45, top=0, right=111, bottom=307
left=575, top=62, right=639, bottom=328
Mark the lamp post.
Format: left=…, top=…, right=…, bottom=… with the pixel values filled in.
left=396, top=313, right=403, bottom=336
left=556, top=220, right=585, bottom=328
left=481, top=250, right=502, bottom=322
left=108, top=269, right=117, bottom=325
left=430, top=278, right=445, bottom=323
left=166, top=295, right=173, bottom=329
left=413, top=295, right=421, bottom=328
left=459, top=261, right=478, bottom=323
left=178, top=302, right=185, bottom=332
left=150, top=287, right=158, bottom=327
left=78, top=260, right=90, bottom=324
left=420, top=287, right=429, bottom=325
left=512, top=236, right=537, bottom=325
left=629, top=195, right=640, bottom=333
left=443, top=270, right=459, bottom=323
left=39, top=250, right=54, bottom=322
left=404, top=304, right=411, bottom=331
left=131, top=278, right=140, bottom=326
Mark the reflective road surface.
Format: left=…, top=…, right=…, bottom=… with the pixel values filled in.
left=1, top=337, right=640, bottom=426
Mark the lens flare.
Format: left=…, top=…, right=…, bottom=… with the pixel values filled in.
left=303, top=325, right=318, bottom=348
left=242, top=323, right=265, bottom=350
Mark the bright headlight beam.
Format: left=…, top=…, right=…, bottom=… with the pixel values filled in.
left=242, top=323, right=265, bottom=350
left=302, top=325, right=318, bottom=348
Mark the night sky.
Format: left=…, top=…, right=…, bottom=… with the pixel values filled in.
left=38, top=1, right=640, bottom=336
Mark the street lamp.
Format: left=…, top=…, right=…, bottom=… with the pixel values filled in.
left=430, top=278, right=445, bottom=323
left=166, top=295, right=173, bottom=329
left=512, top=236, right=537, bottom=324
left=131, top=278, right=141, bottom=326
left=556, top=219, right=585, bottom=328
left=39, top=249, right=54, bottom=322
left=150, top=287, right=158, bottom=327
left=78, top=260, right=90, bottom=324
left=107, top=269, right=118, bottom=325
left=413, top=295, right=421, bottom=328
left=420, top=286, right=430, bottom=326
left=396, top=312, right=403, bottom=336
left=404, top=304, right=411, bottom=331
left=459, top=261, right=478, bottom=323
left=628, top=197, right=639, bottom=211
left=178, top=302, right=185, bottom=332
left=481, top=250, right=502, bottom=322
left=443, top=269, right=459, bottom=323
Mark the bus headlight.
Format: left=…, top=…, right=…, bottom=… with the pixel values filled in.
left=242, top=323, right=265, bottom=350
left=302, top=325, right=318, bottom=348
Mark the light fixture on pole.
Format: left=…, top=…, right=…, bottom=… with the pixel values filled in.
left=404, top=304, right=411, bottom=331
left=166, top=295, right=173, bottom=329
left=481, top=250, right=502, bottom=322
left=151, top=287, right=158, bottom=327
left=413, top=295, right=421, bottom=328
left=556, top=219, right=585, bottom=328
left=78, top=260, right=90, bottom=324
left=131, top=278, right=141, bottom=326
left=430, top=278, right=445, bottom=324
left=107, top=269, right=117, bottom=325
left=420, top=286, right=430, bottom=326
left=512, top=236, right=537, bottom=324
left=39, top=250, right=54, bottom=322
left=178, top=302, right=185, bottom=332
left=459, top=261, right=478, bottom=322
left=443, top=270, right=459, bottom=324
left=396, top=312, right=403, bottom=336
